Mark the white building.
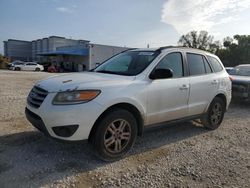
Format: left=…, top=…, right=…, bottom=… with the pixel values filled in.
left=4, top=36, right=129, bottom=71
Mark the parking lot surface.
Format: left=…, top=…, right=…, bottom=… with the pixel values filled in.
left=0, top=70, right=249, bottom=188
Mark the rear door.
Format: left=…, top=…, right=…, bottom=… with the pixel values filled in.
left=146, top=51, right=190, bottom=125
left=186, top=53, right=218, bottom=116
left=25, top=63, right=36, bottom=71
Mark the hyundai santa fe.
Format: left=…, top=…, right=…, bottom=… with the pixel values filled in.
left=25, top=46, right=231, bottom=161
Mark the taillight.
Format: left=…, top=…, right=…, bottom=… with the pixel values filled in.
left=229, top=76, right=234, bottom=81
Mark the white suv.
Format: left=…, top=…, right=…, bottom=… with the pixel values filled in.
left=25, top=47, right=231, bottom=161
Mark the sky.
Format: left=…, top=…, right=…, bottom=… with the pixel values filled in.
left=1, top=0, right=250, bottom=54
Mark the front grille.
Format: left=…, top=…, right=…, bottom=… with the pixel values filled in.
left=27, top=86, right=48, bottom=108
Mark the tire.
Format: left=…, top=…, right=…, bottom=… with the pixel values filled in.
left=92, top=109, right=137, bottom=161
left=15, top=67, right=21, bottom=71
left=201, top=97, right=226, bottom=130
left=35, top=68, right=40, bottom=71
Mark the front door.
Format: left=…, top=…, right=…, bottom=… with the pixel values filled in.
left=146, top=52, right=190, bottom=125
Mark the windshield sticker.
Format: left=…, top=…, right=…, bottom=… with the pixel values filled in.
left=138, top=52, right=154, bottom=56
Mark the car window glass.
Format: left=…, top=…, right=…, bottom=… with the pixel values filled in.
left=234, top=66, right=250, bottom=76
left=94, top=51, right=159, bottom=76
left=155, top=52, right=183, bottom=78
left=207, top=56, right=223, bottom=72
left=26, top=63, right=35, bottom=66
left=203, top=57, right=212, bottom=73
left=104, top=55, right=132, bottom=72
left=187, top=53, right=206, bottom=76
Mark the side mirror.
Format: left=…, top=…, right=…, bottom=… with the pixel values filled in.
left=150, top=68, right=173, bottom=79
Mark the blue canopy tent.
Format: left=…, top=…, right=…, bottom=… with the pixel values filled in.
left=37, top=46, right=89, bottom=72
left=38, top=47, right=89, bottom=56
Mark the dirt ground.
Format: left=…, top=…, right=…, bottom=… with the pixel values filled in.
left=0, top=70, right=249, bottom=188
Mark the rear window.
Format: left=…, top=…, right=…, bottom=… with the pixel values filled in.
left=207, top=56, right=223, bottom=72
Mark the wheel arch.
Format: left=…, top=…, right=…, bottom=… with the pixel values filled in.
left=88, top=102, right=144, bottom=142
left=215, top=93, right=227, bottom=107
left=206, top=93, right=227, bottom=112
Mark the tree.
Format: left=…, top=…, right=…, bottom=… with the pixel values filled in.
left=216, top=35, right=250, bottom=66
left=223, top=37, right=233, bottom=48
left=178, top=30, right=215, bottom=51
left=0, top=54, right=10, bottom=69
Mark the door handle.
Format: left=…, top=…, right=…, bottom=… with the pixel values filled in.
left=179, top=84, right=189, bottom=90
left=211, top=80, right=219, bottom=85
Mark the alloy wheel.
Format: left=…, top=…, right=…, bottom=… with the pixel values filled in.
left=104, top=119, right=131, bottom=154
left=210, top=102, right=223, bottom=125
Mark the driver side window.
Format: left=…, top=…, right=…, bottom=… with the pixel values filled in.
left=155, top=52, right=183, bottom=78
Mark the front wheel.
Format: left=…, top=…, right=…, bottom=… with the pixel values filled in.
left=92, top=109, right=137, bottom=161
left=35, top=68, right=40, bottom=71
left=201, top=97, right=226, bottom=130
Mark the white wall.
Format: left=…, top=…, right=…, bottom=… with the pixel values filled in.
left=89, top=44, right=128, bottom=69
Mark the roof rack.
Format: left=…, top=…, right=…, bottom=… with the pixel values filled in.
left=120, top=48, right=138, bottom=53
left=156, top=46, right=191, bottom=52
left=156, top=46, right=175, bottom=51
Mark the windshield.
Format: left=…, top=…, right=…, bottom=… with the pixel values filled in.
left=94, top=51, right=160, bottom=76
left=231, top=66, right=250, bottom=76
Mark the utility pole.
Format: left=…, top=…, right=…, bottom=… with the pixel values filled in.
left=88, top=44, right=94, bottom=70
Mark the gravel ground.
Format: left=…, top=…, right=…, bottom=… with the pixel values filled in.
left=0, top=70, right=249, bottom=188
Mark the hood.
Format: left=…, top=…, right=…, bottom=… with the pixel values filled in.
left=36, top=72, right=136, bottom=92
left=231, top=75, right=250, bottom=84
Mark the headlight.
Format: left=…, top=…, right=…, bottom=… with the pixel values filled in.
left=52, top=90, right=101, bottom=105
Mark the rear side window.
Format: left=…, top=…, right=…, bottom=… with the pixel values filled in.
left=187, top=53, right=206, bottom=76
left=207, top=56, right=223, bottom=72
left=155, top=52, right=183, bottom=78
left=203, top=57, right=212, bottom=73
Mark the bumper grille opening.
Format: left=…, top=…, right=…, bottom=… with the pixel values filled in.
left=25, top=108, right=49, bottom=136
left=27, top=86, right=48, bottom=108
left=52, top=125, right=79, bottom=137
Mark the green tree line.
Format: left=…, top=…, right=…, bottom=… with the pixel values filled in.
left=178, top=31, right=250, bottom=67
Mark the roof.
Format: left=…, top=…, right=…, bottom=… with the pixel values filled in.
left=38, top=48, right=89, bottom=56
left=5, top=39, right=31, bottom=43
left=130, top=46, right=215, bottom=56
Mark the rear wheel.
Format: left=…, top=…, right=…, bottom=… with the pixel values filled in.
left=35, top=68, right=40, bottom=71
left=201, top=97, right=225, bottom=130
left=92, top=109, right=137, bottom=161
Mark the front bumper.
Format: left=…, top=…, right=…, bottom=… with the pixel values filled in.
left=25, top=107, right=49, bottom=135
left=26, top=92, right=104, bottom=141
left=25, top=108, right=79, bottom=138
